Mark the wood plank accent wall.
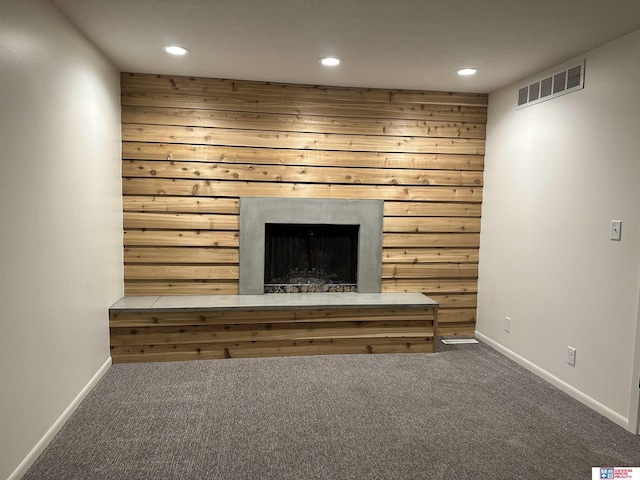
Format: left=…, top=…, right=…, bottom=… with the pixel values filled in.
left=121, top=73, right=487, bottom=336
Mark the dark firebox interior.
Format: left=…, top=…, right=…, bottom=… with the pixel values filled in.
left=264, top=223, right=359, bottom=287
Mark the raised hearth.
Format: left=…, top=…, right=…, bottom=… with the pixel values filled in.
left=109, top=293, right=440, bottom=363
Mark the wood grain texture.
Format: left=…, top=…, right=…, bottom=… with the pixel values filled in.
left=121, top=91, right=488, bottom=123
left=383, top=233, right=480, bottom=248
left=124, top=264, right=238, bottom=280
left=109, top=301, right=437, bottom=363
left=110, top=320, right=434, bottom=346
left=382, top=248, right=479, bottom=263
left=123, top=230, right=239, bottom=247
left=382, top=278, right=478, bottom=293
left=123, top=196, right=238, bottom=213
left=124, top=281, right=238, bottom=295
left=122, top=73, right=489, bottom=107
left=383, top=217, right=481, bottom=233
left=120, top=72, right=484, bottom=338
left=110, top=307, right=436, bottom=328
left=122, top=160, right=483, bottom=187
left=124, top=247, right=238, bottom=264
left=124, top=212, right=238, bottom=230
left=122, top=142, right=484, bottom=171
left=427, top=294, right=477, bottom=308
left=383, top=201, right=481, bottom=217
left=122, top=124, right=485, bottom=155
left=381, top=263, right=478, bottom=278
left=122, top=178, right=482, bottom=202
left=111, top=337, right=435, bottom=363
left=122, top=106, right=486, bottom=139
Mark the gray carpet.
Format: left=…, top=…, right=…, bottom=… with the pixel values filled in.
left=23, top=341, right=640, bottom=479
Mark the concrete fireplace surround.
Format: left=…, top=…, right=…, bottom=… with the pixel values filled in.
left=239, top=197, right=384, bottom=294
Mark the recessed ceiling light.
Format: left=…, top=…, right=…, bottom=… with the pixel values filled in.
left=319, top=57, right=341, bottom=67
left=457, top=68, right=478, bottom=76
left=164, top=45, right=190, bottom=56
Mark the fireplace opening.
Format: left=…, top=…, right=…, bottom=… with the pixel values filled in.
left=264, top=223, right=359, bottom=293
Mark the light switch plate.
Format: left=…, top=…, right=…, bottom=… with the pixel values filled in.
left=610, top=220, right=622, bottom=241
left=567, top=346, right=576, bottom=366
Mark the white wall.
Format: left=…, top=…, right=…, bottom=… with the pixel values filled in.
left=0, top=0, right=123, bottom=478
left=477, top=29, right=640, bottom=428
left=631, top=286, right=640, bottom=433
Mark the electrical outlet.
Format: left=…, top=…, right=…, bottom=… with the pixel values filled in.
left=567, top=346, right=576, bottom=366
left=504, top=317, right=511, bottom=333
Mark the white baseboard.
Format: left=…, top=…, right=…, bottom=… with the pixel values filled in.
left=475, top=331, right=629, bottom=431
left=8, top=357, right=112, bottom=480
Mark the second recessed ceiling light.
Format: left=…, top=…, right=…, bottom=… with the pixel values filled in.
left=319, top=57, right=341, bottom=67
left=165, top=45, right=190, bottom=56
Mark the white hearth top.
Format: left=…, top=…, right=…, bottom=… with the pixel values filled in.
left=110, top=292, right=438, bottom=313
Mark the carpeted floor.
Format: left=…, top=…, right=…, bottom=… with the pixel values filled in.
left=23, top=341, right=640, bottom=479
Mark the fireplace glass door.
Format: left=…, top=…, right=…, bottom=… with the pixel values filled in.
left=264, top=223, right=359, bottom=293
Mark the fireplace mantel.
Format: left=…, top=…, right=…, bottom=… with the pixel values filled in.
left=239, top=197, right=383, bottom=294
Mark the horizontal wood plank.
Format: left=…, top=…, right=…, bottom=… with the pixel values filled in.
left=437, top=308, right=476, bottom=323
left=381, top=263, right=478, bottom=278
left=122, top=124, right=486, bottom=155
left=123, top=230, right=239, bottom=247
left=382, top=278, right=478, bottom=293
left=121, top=91, right=488, bottom=123
left=124, top=247, right=238, bottom=264
left=123, top=197, right=481, bottom=218
left=122, top=105, right=486, bottom=139
left=383, top=233, right=480, bottom=248
left=124, top=212, right=238, bottom=230
left=123, top=196, right=238, bottom=214
left=110, top=307, right=436, bottom=327
left=122, top=160, right=483, bottom=187
left=110, top=320, right=434, bottom=346
left=122, top=178, right=483, bottom=202
left=124, top=281, right=238, bottom=295
left=383, top=217, right=481, bottom=233
left=125, top=264, right=238, bottom=280
left=122, top=142, right=484, bottom=171
left=111, top=337, right=435, bottom=363
left=426, top=294, right=477, bottom=308
left=383, top=201, right=481, bottom=217
left=122, top=73, right=489, bottom=107
left=382, top=248, right=479, bottom=263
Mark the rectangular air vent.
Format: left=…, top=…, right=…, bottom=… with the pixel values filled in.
left=516, top=60, right=585, bottom=109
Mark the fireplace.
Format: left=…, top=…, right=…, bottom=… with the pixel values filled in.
left=239, top=198, right=383, bottom=294
left=264, top=223, right=359, bottom=293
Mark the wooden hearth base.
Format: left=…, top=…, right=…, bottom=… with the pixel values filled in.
left=109, top=293, right=439, bottom=363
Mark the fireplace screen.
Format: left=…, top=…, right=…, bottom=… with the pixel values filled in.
left=264, top=223, right=359, bottom=293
